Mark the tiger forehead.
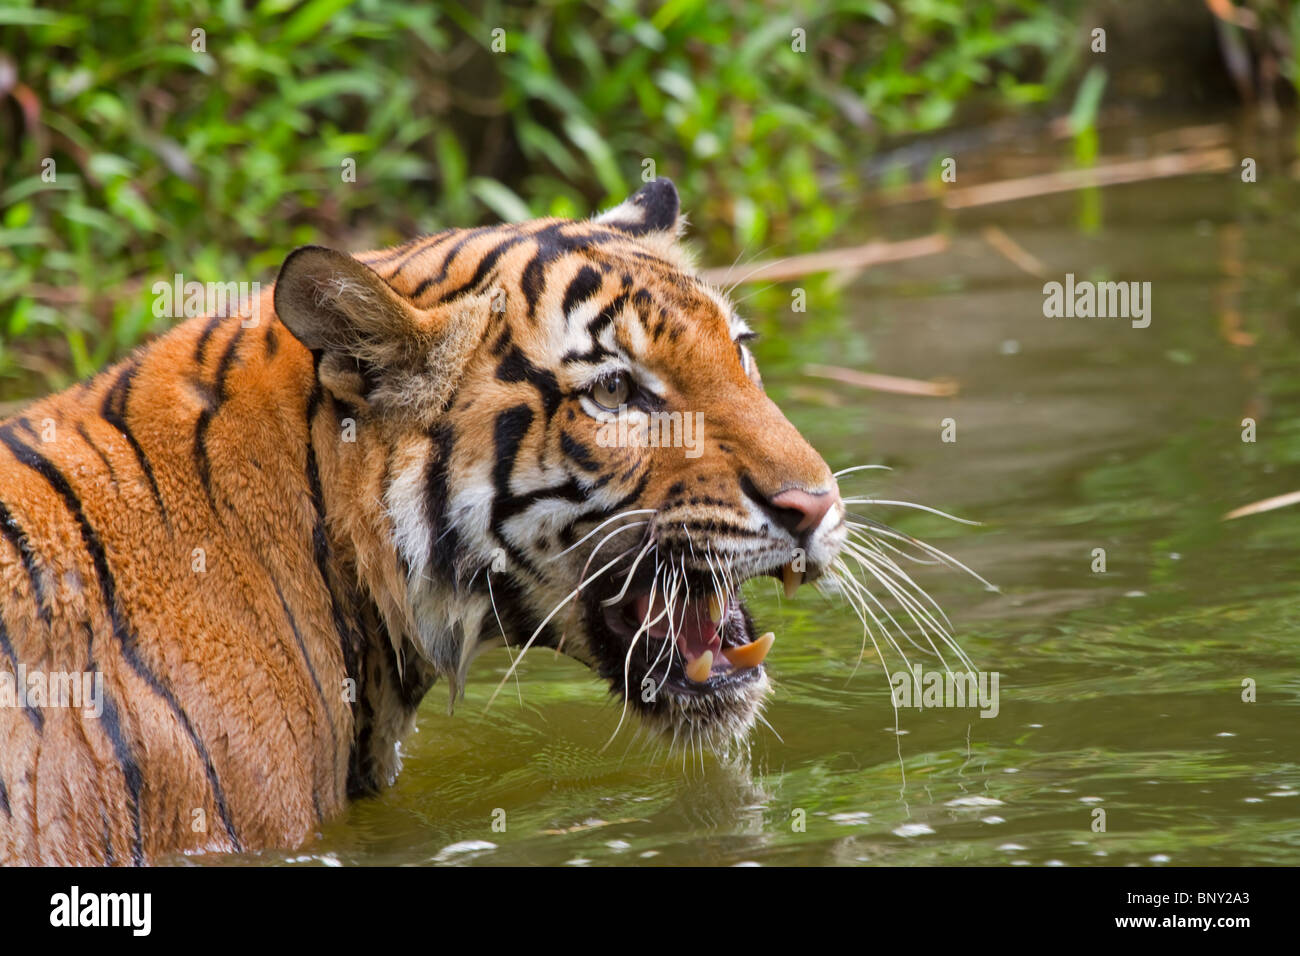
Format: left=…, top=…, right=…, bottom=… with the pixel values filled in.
left=364, top=219, right=676, bottom=307
left=573, top=260, right=725, bottom=332
left=360, top=219, right=740, bottom=353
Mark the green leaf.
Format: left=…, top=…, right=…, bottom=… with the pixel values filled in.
left=1068, top=65, right=1108, bottom=136
left=467, top=178, right=533, bottom=223
left=279, top=0, right=356, bottom=46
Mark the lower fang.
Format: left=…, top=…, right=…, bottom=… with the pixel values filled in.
left=782, top=562, right=803, bottom=599
left=722, top=632, right=774, bottom=670
left=685, top=650, right=713, bottom=684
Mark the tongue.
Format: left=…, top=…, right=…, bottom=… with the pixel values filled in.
left=633, top=593, right=721, bottom=663
left=633, top=592, right=724, bottom=684
left=629, top=594, right=775, bottom=684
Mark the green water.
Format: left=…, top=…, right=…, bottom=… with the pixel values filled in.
left=204, top=117, right=1300, bottom=867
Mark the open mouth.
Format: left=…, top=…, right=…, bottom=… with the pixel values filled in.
left=582, top=561, right=786, bottom=701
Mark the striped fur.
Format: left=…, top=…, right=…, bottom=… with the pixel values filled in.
left=0, top=181, right=845, bottom=864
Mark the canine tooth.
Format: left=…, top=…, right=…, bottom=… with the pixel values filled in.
left=685, top=650, right=713, bottom=684
left=722, top=632, right=774, bottom=670
left=782, top=562, right=803, bottom=599
left=707, top=592, right=724, bottom=625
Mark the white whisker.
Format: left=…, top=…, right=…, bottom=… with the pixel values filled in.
left=553, top=509, right=656, bottom=559
left=486, top=545, right=641, bottom=709
left=832, top=464, right=893, bottom=478
left=842, top=497, right=983, bottom=527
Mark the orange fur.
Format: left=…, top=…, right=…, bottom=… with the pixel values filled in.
left=0, top=182, right=843, bottom=864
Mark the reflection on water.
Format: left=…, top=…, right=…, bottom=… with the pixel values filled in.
left=197, top=115, right=1300, bottom=866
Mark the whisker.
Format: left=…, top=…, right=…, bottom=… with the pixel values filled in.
left=486, top=545, right=642, bottom=709
left=849, top=518, right=997, bottom=591
left=828, top=559, right=917, bottom=672
left=846, top=521, right=944, bottom=567
left=841, top=542, right=961, bottom=672
left=604, top=560, right=670, bottom=749
left=832, top=464, right=893, bottom=479
left=602, top=535, right=658, bottom=607
left=552, top=509, right=656, bottom=559
left=557, top=541, right=642, bottom=657
left=753, top=710, right=784, bottom=744
left=824, top=562, right=910, bottom=748
left=485, top=571, right=524, bottom=706
left=842, top=497, right=983, bottom=527
left=843, top=528, right=955, bottom=627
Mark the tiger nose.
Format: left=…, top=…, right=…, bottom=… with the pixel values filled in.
left=769, top=486, right=839, bottom=538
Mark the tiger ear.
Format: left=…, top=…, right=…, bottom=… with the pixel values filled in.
left=274, top=244, right=491, bottom=417
left=274, top=245, right=432, bottom=369
left=595, top=179, right=684, bottom=247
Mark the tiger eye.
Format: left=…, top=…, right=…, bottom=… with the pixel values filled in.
left=592, top=372, right=631, bottom=410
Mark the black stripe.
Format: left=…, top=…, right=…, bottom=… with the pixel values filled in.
left=0, top=614, right=42, bottom=731
left=193, top=314, right=225, bottom=367
left=0, top=771, right=9, bottom=818
left=554, top=467, right=653, bottom=549
left=348, top=640, right=379, bottom=799
left=486, top=405, right=547, bottom=576
left=380, top=230, right=456, bottom=278
left=0, top=499, right=52, bottom=631
left=562, top=265, right=603, bottom=317
left=76, top=422, right=117, bottom=482
left=556, top=465, right=650, bottom=541
left=353, top=234, right=430, bottom=267
left=515, top=222, right=629, bottom=321
left=193, top=326, right=245, bottom=512
left=101, top=809, right=116, bottom=865
left=495, top=346, right=561, bottom=419
left=490, top=324, right=513, bottom=356
left=486, top=404, right=604, bottom=579
left=562, top=293, right=627, bottom=365
left=99, top=362, right=168, bottom=522
left=435, top=234, right=528, bottom=304
left=486, top=397, right=649, bottom=574
left=490, top=405, right=534, bottom=505
left=518, top=224, right=570, bottom=321
left=271, top=579, right=335, bottom=821
left=560, top=432, right=600, bottom=472
left=630, top=287, right=656, bottom=333
left=192, top=402, right=218, bottom=511
left=304, top=386, right=363, bottom=711
left=425, top=420, right=462, bottom=581
left=514, top=221, right=637, bottom=323
left=213, top=324, right=244, bottom=391
left=96, top=682, right=144, bottom=865
left=0, top=425, right=243, bottom=853
left=495, top=477, right=587, bottom=526
left=408, top=227, right=494, bottom=300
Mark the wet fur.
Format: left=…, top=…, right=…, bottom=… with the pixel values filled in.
left=0, top=182, right=841, bottom=863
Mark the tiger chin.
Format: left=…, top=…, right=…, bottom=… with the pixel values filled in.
left=0, top=180, right=846, bottom=865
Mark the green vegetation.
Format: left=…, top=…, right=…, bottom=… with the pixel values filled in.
left=1, top=0, right=1077, bottom=395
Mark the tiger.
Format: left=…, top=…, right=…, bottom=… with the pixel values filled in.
left=0, top=179, right=850, bottom=865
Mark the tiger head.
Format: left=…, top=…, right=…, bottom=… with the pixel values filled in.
left=274, top=180, right=845, bottom=753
